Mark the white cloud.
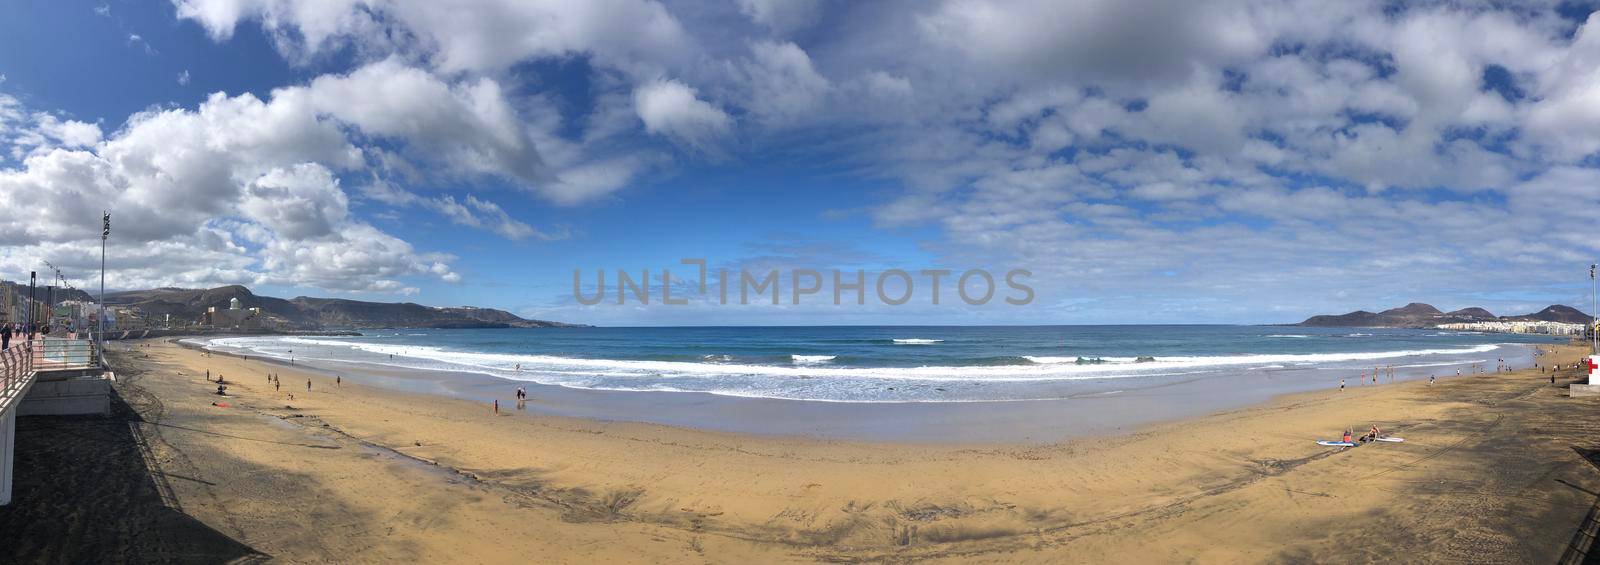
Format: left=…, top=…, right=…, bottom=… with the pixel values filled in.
left=428, top=194, right=559, bottom=241
left=172, top=0, right=695, bottom=75
left=633, top=79, right=732, bottom=152
left=302, top=58, right=546, bottom=186
left=30, top=114, right=102, bottom=149
left=737, top=0, right=822, bottom=35
left=239, top=163, right=349, bottom=240
left=741, top=41, right=830, bottom=126
left=0, top=75, right=465, bottom=293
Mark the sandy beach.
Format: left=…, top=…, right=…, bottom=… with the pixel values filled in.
left=3, top=339, right=1599, bottom=563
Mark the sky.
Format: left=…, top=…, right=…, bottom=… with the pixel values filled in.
left=0, top=0, right=1598, bottom=326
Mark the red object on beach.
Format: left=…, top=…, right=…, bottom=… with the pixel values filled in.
left=213, top=402, right=230, bottom=408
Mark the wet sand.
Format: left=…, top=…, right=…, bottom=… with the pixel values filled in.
left=3, top=339, right=1599, bottom=563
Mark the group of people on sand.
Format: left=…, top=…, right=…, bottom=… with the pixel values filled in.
left=1341, top=425, right=1385, bottom=444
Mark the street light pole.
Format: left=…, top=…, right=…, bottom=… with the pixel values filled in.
left=1591, top=263, right=1597, bottom=355
left=100, top=212, right=109, bottom=343
left=27, top=271, right=35, bottom=336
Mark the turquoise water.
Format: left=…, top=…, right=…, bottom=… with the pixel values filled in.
left=196, top=325, right=1555, bottom=403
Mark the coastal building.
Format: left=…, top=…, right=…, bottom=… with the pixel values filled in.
left=1435, top=320, right=1586, bottom=335
left=200, top=303, right=289, bottom=331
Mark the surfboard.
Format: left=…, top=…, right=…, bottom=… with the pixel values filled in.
left=1374, top=437, right=1404, bottom=443
left=1317, top=440, right=1357, bottom=447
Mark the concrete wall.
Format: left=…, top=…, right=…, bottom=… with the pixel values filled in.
left=1, top=408, right=14, bottom=506
left=18, top=373, right=111, bottom=417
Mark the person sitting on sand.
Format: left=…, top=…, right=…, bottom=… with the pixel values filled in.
left=1342, top=429, right=1353, bottom=444
left=1360, top=425, right=1381, bottom=443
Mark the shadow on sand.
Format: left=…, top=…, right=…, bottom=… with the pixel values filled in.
left=0, top=389, right=267, bottom=563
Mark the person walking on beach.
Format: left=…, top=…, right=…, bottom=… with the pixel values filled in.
left=306, top=378, right=311, bottom=392
left=1340, top=378, right=1345, bottom=391
left=336, top=375, right=341, bottom=388
left=275, top=380, right=280, bottom=392
left=2, top=323, right=11, bottom=350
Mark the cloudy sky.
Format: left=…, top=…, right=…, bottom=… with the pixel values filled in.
left=1, top=0, right=1598, bottom=325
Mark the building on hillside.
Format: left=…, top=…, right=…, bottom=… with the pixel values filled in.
left=201, top=305, right=290, bottom=331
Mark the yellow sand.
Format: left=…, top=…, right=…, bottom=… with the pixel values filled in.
left=106, top=340, right=1600, bottom=563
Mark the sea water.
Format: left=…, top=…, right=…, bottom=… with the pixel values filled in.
left=190, top=326, right=1553, bottom=403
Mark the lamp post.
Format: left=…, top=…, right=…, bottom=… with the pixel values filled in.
left=100, top=212, right=109, bottom=343
left=27, top=271, right=34, bottom=337
left=1591, top=263, right=1597, bottom=355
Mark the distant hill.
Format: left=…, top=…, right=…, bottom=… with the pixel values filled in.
left=1445, top=307, right=1496, bottom=320
left=1503, top=304, right=1593, bottom=324
left=102, top=285, right=583, bottom=330
left=1297, top=302, right=1592, bottom=328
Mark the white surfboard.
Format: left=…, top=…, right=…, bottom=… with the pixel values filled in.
left=1317, top=440, right=1357, bottom=447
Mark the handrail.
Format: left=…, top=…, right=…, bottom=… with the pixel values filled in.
left=1, top=341, right=36, bottom=404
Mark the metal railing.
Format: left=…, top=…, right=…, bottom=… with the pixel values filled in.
left=0, top=338, right=103, bottom=409
left=1, top=341, right=35, bottom=405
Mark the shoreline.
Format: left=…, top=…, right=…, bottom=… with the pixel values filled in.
left=180, top=334, right=1548, bottom=444
left=5, top=338, right=1596, bottom=562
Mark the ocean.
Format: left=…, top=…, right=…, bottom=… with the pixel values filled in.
left=189, top=325, right=1556, bottom=404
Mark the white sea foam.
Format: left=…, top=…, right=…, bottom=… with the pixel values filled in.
left=892, top=338, right=943, bottom=344
left=1022, top=356, right=1144, bottom=365
left=792, top=355, right=836, bottom=364
left=1267, top=334, right=1310, bottom=338
left=207, top=336, right=1505, bottom=383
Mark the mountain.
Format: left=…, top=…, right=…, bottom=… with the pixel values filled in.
left=1297, top=310, right=1387, bottom=327
left=1504, top=304, right=1593, bottom=324
left=1299, top=303, right=1447, bottom=327
left=1297, top=302, right=1592, bottom=328
left=1445, top=307, right=1496, bottom=319
left=1379, top=302, right=1442, bottom=318
left=103, top=285, right=583, bottom=329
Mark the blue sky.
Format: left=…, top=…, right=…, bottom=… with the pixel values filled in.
left=0, top=0, right=1598, bottom=326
